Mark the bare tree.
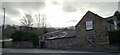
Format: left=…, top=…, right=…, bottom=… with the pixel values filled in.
left=41, top=14, right=46, bottom=28
left=35, top=14, right=49, bottom=34
left=35, top=14, right=41, bottom=28
left=21, top=14, right=33, bottom=27
left=35, top=14, right=49, bottom=28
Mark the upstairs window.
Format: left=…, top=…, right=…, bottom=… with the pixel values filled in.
left=85, top=20, right=93, bottom=30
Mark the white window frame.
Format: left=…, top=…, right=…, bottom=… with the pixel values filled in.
left=85, top=20, right=93, bottom=30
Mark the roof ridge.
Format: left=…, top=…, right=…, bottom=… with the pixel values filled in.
left=87, top=10, right=104, bottom=18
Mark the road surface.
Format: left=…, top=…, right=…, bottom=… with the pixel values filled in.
left=2, top=48, right=120, bottom=55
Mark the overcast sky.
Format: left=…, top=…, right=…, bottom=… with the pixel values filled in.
left=0, top=0, right=119, bottom=27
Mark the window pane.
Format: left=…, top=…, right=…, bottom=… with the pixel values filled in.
left=86, top=21, right=93, bottom=30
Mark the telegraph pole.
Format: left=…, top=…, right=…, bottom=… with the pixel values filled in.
left=2, top=8, right=5, bottom=48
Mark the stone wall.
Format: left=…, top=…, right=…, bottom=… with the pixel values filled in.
left=4, top=41, right=13, bottom=48
left=39, top=30, right=77, bottom=49
left=13, top=41, right=33, bottom=48
left=75, top=11, right=109, bottom=49
left=45, top=37, right=76, bottom=49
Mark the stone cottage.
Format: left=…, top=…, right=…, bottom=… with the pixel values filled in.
left=39, top=11, right=119, bottom=50
left=75, top=11, right=110, bottom=49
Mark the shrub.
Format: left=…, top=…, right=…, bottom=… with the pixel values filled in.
left=11, top=30, right=39, bottom=46
left=108, top=30, right=120, bottom=45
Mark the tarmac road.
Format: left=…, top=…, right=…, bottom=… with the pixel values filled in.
left=2, top=48, right=120, bottom=55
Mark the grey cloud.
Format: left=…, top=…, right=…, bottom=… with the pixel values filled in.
left=63, top=0, right=119, bottom=2
left=90, top=2, right=117, bottom=17
left=0, top=16, right=3, bottom=24
left=2, top=2, right=46, bottom=16
left=67, top=19, right=78, bottom=23
left=0, top=16, right=18, bottom=25
left=51, top=1, right=60, bottom=5
left=2, top=0, right=45, bottom=2
left=62, top=2, right=117, bottom=17
left=1, top=2, right=46, bottom=25
left=0, top=2, right=2, bottom=16
left=62, top=2, right=87, bottom=12
left=118, top=2, right=120, bottom=11
left=63, top=4, right=77, bottom=12
left=0, top=1, right=118, bottom=27
left=5, top=16, right=18, bottom=25
left=0, top=2, right=3, bottom=24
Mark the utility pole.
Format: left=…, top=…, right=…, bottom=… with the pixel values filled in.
left=2, top=8, right=5, bottom=48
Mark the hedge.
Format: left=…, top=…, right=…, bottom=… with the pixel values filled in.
left=108, top=30, right=120, bottom=45
left=11, top=30, right=39, bottom=46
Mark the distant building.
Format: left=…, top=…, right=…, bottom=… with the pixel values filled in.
left=75, top=11, right=110, bottom=48
left=106, top=16, right=120, bottom=30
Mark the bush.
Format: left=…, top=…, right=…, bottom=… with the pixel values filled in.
left=108, top=30, right=120, bottom=45
left=11, top=30, right=39, bottom=46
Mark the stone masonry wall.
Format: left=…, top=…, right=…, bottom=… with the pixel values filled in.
left=75, top=11, right=109, bottom=49
left=45, top=37, right=76, bottom=49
